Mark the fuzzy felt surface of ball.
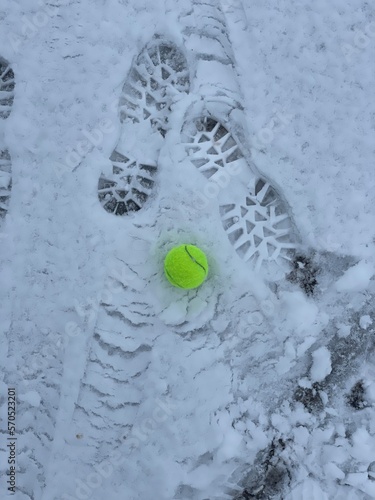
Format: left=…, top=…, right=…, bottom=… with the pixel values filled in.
left=164, top=244, right=208, bottom=289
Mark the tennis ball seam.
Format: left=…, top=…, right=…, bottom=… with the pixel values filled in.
left=184, top=245, right=207, bottom=276
left=165, top=268, right=184, bottom=288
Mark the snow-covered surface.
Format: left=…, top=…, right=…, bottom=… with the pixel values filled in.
left=0, top=0, right=374, bottom=499
left=310, top=346, right=332, bottom=383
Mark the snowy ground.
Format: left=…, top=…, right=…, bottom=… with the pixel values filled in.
left=0, top=0, right=374, bottom=499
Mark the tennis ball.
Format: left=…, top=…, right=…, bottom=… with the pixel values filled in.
left=164, top=244, right=208, bottom=289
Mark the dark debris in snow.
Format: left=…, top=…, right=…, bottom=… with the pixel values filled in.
left=346, top=380, right=370, bottom=411
left=286, top=254, right=318, bottom=296
left=234, top=439, right=291, bottom=499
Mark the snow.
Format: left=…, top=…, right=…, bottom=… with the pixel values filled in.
left=17, top=390, right=41, bottom=408
left=310, top=346, right=332, bottom=383
left=335, top=260, right=375, bottom=292
left=359, top=314, right=373, bottom=330
left=0, top=0, right=374, bottom=499
left=337, top=322, right=351, bottom=338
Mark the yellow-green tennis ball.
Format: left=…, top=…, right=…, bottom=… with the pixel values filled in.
left=164, top=244, right=208, bottom=289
